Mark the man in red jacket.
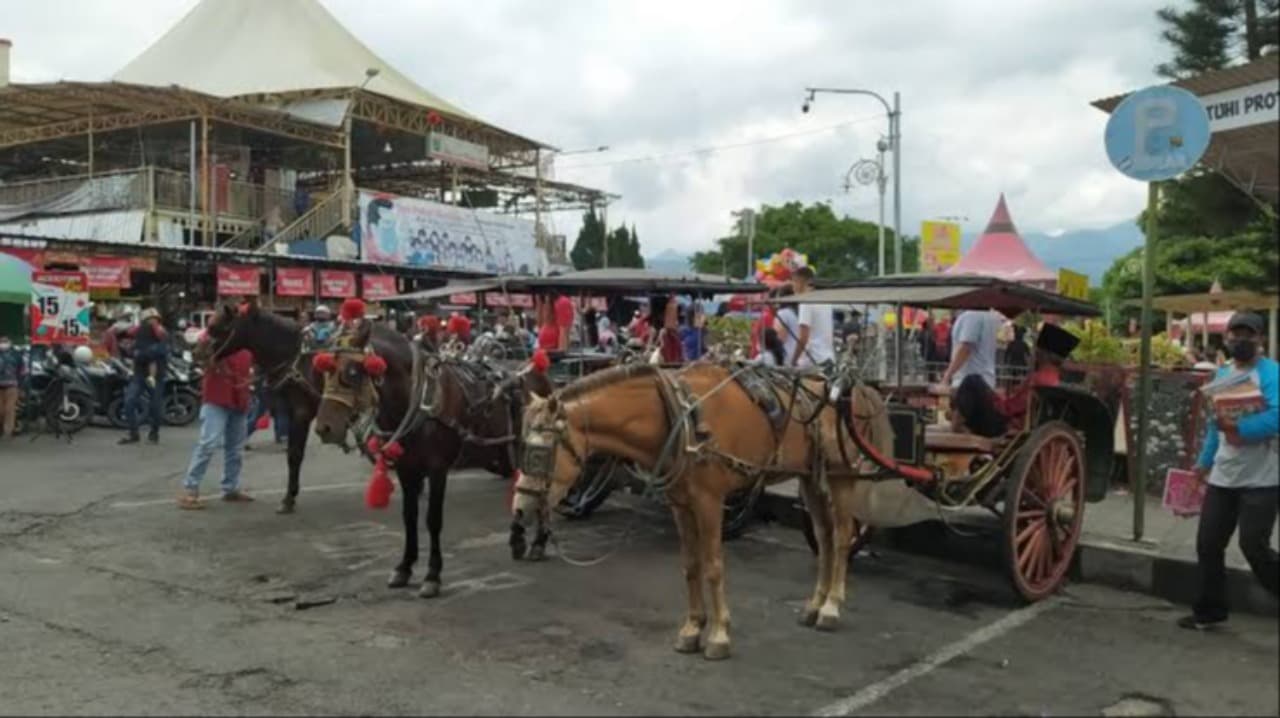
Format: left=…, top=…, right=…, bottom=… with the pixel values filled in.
left=178, top=334, right=255, bottom=509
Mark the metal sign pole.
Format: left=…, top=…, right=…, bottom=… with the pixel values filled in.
left=1132, top=181, right=1159, bottom=541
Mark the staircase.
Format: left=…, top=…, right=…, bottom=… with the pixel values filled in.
left=257, top=190, right=347, bottom=254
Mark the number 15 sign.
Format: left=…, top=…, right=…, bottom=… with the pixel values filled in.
left=31, top=271, right=91, bottom=345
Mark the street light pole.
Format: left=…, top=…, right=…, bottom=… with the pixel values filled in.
left=803, top=86, right=902, bottom=273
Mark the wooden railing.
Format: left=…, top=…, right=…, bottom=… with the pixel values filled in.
left=257, top=189, right=346, bottom=254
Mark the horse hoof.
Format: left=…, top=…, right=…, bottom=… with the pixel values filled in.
left=276, top=502, right=295, bottom=515
left=702, top=641, right=731, bottom=661
left=526, top=545, right=546, bottom=562
left=798, top=608, right=819, bottom=627
left=815, top=611, right=840, bottom=632
left=418, top=580, right=442, bottom=599
left=387, top=570, right=411, bottom=589
left=674, top=633, right=702, bottom=654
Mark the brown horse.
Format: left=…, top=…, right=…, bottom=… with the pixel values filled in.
left=204, top=303, right=325, bottom=514
left=513, top=361, right=893, bottom=659
left=312, top=319, right=553, bottom=595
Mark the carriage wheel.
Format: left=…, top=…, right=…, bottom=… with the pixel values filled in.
left=1003, top=421, right=1086, bottom=602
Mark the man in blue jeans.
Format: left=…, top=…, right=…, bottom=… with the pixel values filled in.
left=1180, top=311, right=1279, bottom=629
left=178, top=338, right=255, bottom=509
left=119, top=308, right=168, bottom=445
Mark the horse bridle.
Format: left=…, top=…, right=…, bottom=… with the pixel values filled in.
left=517, top=402, right=588, bottom=501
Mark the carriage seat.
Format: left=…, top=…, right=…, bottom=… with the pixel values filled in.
left=924, top=425, right=995, bottom=453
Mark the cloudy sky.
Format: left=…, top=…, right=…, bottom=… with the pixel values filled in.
left=4, top=0, right=1172, bottom=254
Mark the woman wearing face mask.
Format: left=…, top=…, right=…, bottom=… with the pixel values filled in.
left=1180, top=311, right=1279, bottom=631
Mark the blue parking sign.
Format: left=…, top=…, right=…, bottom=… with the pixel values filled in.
left=1105, top=85, right=1210, bottom=182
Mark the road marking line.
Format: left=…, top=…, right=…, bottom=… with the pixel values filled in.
left=811, top=597, right=1058, bottom=717
left=109, top=481, right=367, bottom=509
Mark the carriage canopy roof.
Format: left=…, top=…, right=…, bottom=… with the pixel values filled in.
left=383, top=268, right=764, bottom=303
left=771, top=274, right=1101, bottom=317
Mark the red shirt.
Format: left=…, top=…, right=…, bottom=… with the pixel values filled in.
left=202, top=349, right=253, bottom=413
left=933, top=319, right=951, bottom=352
left=659, top=328, right=684, bottom=364
left=537, top=324, right=559, bottom=351
left=554, top=296, right=575, bottom=329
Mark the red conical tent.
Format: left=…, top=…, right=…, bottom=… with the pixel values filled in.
left=945, top=194, right=1056, bottom=289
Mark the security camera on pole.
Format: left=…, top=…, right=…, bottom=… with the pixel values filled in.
left=802, top=86, right=902, bottom=274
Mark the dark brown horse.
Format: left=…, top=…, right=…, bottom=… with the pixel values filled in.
left=312, top=319, right=552, bottom=596
left=204, top=303, right=325, bottom=514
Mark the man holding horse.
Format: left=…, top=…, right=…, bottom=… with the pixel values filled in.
left=178, top=328, right=255, bottom=509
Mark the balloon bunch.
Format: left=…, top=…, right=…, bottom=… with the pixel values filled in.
left=754, top=248, right=811, bottom=287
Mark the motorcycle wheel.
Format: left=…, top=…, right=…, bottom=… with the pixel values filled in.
left=106, top=396, right=130, bottom=429
left=48, top=391, right=93, bottom=435
left=164, top=390, right=200, bottom=427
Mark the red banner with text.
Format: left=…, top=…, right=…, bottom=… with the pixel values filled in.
left=275, top=267, right=314, bottom=297
left=81, top=257, right=132, bottom=289
left=216, top=264, right=261, bottom=296
left=319, top=270, right=355, bottom=298
left=362, top=274, right=397, bottom=300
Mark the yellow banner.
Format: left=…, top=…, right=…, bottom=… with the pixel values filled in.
left=920, top=220, right=961, bottom=273
left=1058, top=268, right=1089, bottom=301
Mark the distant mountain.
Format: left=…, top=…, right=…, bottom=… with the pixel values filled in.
left=645, top=248, right=693, bottom=275
left=644, top=221, right=1141, bottom=284
left=960, top=220, right=1143, bottom=285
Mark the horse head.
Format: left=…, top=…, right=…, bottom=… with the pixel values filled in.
left=205, top=299, right=300, bottom=369
left=312, top=319, right=388, bottom=447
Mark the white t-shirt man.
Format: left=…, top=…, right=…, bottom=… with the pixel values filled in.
left=797, top=303, right=836, bottom=368
left=949, top=309, right=1001, bottom=388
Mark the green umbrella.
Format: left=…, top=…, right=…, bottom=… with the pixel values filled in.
left=0, top=252, right=34, bottom=305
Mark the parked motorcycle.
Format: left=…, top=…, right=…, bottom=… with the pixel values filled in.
left=103, top=349, right=201, bottom=428
left=16, top=346, right=95, bottom=437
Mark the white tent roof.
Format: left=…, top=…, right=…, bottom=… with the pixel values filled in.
left=113, top=0, right=476, bottom=121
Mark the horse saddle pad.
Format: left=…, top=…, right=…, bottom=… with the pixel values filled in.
left=731, top=364, right=790, bottom=432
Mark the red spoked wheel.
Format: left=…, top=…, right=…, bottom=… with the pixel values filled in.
left=1003, top=421, right=1086, bottom=602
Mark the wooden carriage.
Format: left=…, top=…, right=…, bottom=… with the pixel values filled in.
left=774, top=275, right=1113, bottom=602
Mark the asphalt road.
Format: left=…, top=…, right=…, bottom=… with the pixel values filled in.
left=1, top=425, right=1276, bottom=716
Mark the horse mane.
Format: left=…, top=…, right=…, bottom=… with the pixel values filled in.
left=366, top=322, right=412, bottom=368
left=558, top=362, right=660, bottom=401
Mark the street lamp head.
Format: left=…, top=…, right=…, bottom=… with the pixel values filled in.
left=365, top=67, right=380, bottom=79
left=876, top=137, right=890, bottom=153
left=801, top=100, right=810, bottom=114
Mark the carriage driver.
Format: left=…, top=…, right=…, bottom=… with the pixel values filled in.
left=302, top=305, right=337, bottom=350
left=950, top=322, right=1079, bottom=438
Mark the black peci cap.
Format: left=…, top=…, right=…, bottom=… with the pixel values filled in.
left=1035, top=323, right=1080, bottom=361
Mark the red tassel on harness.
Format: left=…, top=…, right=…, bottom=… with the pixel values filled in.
left=365, top=457, right=394, bottom=509
left=312, top=352, right=337, bottom=373
left=366, top=436, right=382, bottom=456
left=531, top=348, right=551, bottom=374
left=382, top=440, right=405, bottom=461
left=362, top=353, right=388, bottom=378
left=255, top=415, right=270, bottom=431
left=340, top=297, right=367, bottom=322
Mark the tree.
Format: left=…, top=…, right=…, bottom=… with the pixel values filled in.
left=1098, top=1, right=1280, bottom=328
left=569, top=210, right=645, bottom=270
left=1155, top=0, right=1279, bottom=78
left=690, top=201, right=918, bottom=281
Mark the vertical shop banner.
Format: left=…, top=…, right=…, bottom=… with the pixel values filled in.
left=216, top=264, right=261, bottom=296
left=275, top=267, right=315, bottom=297
left=30, top=271, right=91, bottom=345
left=81, top=257, right=132, bottom=289
left=319, top=270, right=356, bottom=298
left=361, top=274, right=397, bottom=300
left=358, top=190, right=547, bottom=275
left=920, top=220, right=962, bottom=274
